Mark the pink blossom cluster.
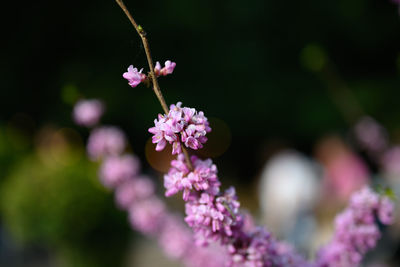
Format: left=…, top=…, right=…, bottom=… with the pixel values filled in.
left=115, top=176, right=155, bottom=209
left=164, top=153, right=242, bottom=246
left=99, top=155, right=140, bottom=189
left=185, top=188, right=240, bottom=245
left=123, top=60, right=176, bottom=88
left=156, top=107, right=395, bottom=266
left=86, top=126, right=126, bottom=160
left=316, top=187, right=394, bottom=267
left=164, top=154, right=220, bottom=200
left=73, top=99, right=104, bottom=127
left=164, top=153, right=310, bottom=266
left=78, top=100, right=229, bottom=266
left=95, top=145, right=228, bottom=263
left=128, top=196, right=167, bottom=234
left=149, top=102, right=211, bottom=154
left=228, top=228, right=311, bottom=267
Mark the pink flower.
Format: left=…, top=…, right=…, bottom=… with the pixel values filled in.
left=149, top=102, right=211, bottom=155
left=87, top=126, right=126, bottom=160
left=154, top=60, right=176, bottom=76
left=184, top=188, right=241, bottom=244
left=123, top=65, right=146, bottom=87
left=99, top=154, right=140, bottom=189
left=164, top=154, right=220, bottom=200
left=158, top=215, right=192, bottom=259
left=128, top=197, right=166, bottom=235
left=378, top=197, right=395, bottom=225
left=323, top=150, right=369, bottom=201
left=317, top=187, right=394, bottom=267
left=162, top=60, right=176, bottom=75
left=73, top=99, right=104, bottom=127
left=115, top=176, right=155, bottom=209
left=184, top=243, right=229, bottom=267
left=154, top=61, right=162, bottom=76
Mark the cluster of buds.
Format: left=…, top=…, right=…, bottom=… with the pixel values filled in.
left=317, top=187, right=394, bottom=266
left=86, top=126, right=127, bottom=160
left=149, top=102, right=211, bottom=154
left=123, top=60, right=176, bottom=88
left=185, top=188, right=241, bottom=244
left=73, top=99, right=104, bottom=127
left=164, top=154, right=220, bottom=200
left=162, top=143, right=310, bottom=265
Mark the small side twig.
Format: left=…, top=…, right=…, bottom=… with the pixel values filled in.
left=115, top=0, right=193, bottom=170
left=115, top=0, right=169, bottom=115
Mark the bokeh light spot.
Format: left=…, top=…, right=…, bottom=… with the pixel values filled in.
left=145, top=138, right=175, bottom=173
left=197, top=117, right=231, bottom=158
left=62, top=84, right=80, bottom=105
left=300, top=44, right=327, bottom=72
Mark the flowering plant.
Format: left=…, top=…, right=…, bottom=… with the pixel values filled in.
left=72, top=1, right=396, bottom=266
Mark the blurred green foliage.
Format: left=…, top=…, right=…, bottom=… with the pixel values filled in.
left=0, top=131, right=130, bottom=267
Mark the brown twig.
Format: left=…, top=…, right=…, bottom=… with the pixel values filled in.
left=115, top=0, right=169, bottom=115
left=181, top=147, right=193, bottom=170
left=115, top=0, right=193, bottom=170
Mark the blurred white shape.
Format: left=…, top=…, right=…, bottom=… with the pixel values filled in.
left=259, top=150, right=320, bottom=243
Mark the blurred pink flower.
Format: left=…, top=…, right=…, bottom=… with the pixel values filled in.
left=99, top=154, right=140, bottom=189
left=73, top=99, right=104, bottom=127
left=326, top=153, right=369, bottom=200
left=128, top=197, right=166, bottom=235
left=316, top=136, right=368, bottom=201
left=317, top=187, right=394, bottom=267
left=115, top=176, right=155, bottom=209
left=158, top=215, right=192, bottom=259
left=87, top=126, right=126, bottom=160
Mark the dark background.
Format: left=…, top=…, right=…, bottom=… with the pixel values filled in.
left=2, top=0, right=400, bottom=180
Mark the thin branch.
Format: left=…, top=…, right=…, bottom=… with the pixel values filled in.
left=182, top=147, right=193, bottom=170
left=115, top=0, right=169, bottom=115
left=115, top=0, right=193, bottom=170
